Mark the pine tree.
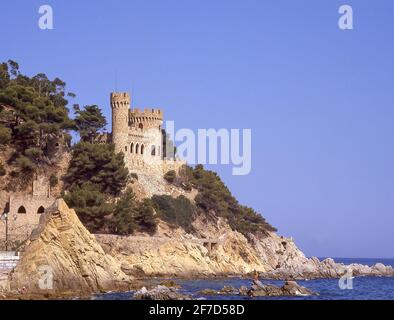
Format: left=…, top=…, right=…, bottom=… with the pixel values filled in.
left=112, top=188, right=138, bottom=235
left=63, top=182, right=114, bottom=232
left=74, top=105, right=107, bottom=143
left=63, top=142, right=128, bottom=196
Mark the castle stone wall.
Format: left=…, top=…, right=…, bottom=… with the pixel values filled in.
left=0, top=177, right=55, bottom=250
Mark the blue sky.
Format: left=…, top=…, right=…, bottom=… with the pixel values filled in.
left=1, top=0, right=393, bottom=258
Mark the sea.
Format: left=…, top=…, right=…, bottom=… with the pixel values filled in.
left=95, top=258, right=394, bottom=300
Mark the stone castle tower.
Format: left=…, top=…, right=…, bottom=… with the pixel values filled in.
left=110, top=92, right=181, bottom=174
left=111, top=92, right=131, bottom=153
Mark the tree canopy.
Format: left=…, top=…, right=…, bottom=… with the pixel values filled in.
left=178, top=164, right=277, bottom=238
left=63, top=142, right=128, bottom=196
left=74, top=104, right=107, bottom=143
left=0, top=60, right=75, bottom=172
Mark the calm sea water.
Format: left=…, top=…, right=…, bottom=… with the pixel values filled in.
left=95, top=258, right=394, bottom=300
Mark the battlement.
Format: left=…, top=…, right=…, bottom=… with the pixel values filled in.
left=111, top=92, right=130, bottom=108
left=110, top=91, right=175, bottom=174
left=130, top=108, right=163, bottom=120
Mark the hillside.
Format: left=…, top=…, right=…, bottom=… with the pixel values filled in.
left=1, top=61, right=393, bottom=293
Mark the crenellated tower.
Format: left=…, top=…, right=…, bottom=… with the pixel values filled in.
left=109, top=91, right=184, bottom=175
left=111, top=92, right=130, bottom=153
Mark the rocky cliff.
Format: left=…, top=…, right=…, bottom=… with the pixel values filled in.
left=96, top=215, right=394, bottom=280
left=250, top=232, right=394, bottom=279
left=6, top=199, right=132, bottom=296
left=96, top=216, right=266, bottom=277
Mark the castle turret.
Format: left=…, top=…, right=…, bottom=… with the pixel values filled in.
left=111, top=92, right=130, bottom=153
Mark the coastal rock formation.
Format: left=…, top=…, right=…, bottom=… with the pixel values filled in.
left=96, top=218, right=394, bottom=280
left=96, top=227, right=266, bottom=277
left=7, top=199, right=131, bottom=296
left=133, top=285, right=191, bottom=300
left=96, top=214, right=267, bottom=277
left=260, top=255, right=394, bottom=280
left=248, top=280, right=315, bottom=297
left=250, top=232, right=394, bottom=279
left=198, top=280, right=316, bottom=297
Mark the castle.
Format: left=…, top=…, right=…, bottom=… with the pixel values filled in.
left=108, top=92, right=184, bottom=175
left=0, top=92, right=184, bottom=249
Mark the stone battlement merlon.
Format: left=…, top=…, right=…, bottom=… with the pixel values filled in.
left=110, top=92, right=131, bottom=108
left=130, top=108, right=163, bottom=120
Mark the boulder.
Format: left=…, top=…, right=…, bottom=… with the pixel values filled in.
left=248, top=279, right=316, bottom=297
left=281, top=281, right=314, bottom=296
left=133, top=285, right=191, bottom=300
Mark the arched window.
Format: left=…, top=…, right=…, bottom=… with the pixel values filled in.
left=135, top=144, right=139, bottom=154
left=130, top=143, right=134, bottom=153
left=138, top=123, right=143, bottom=130
left=17, top=206, right=26, bottom=214
left=37, top=206, right=45, bottom=214
left=141, top=144, right=145, bottom=155
left=151, top=145, right=156, bottom=156
left=125, top=145, right=128, bottom=152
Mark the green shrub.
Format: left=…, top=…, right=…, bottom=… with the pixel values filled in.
left=15, top=155, right=36, bottom=172
left=0, top=125, right=11, bottom=146
left=49, top=174, right=58, bottom=188
left=164, top=170, right=176, bottom=183
left=24, top=147, right=44, bottom=163
left=134, top=199, right=157, bottom=234
left=181, top=164, right=277, bottom=238
left=152, top=195, right=196, bottom=233
left=112, top=188, right=157, bottom=235
left=63, top=182, right=114, bottom=233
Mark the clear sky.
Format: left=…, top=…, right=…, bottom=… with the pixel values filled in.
left=1, top=0, right=393, bottom=258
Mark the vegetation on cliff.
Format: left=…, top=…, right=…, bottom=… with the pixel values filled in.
left=63, top=142, right=128, bottom=197
left=73, top=104, right=107, bottom=143
left=151, top=195, right=196, bottom=233
left=63, top=182, right=114, bottom=231
left=0, top=60, right=275, bottom=241
left=62, top=141, right=130, bottom=232
left=112, top=188, right=157, bottom=235
left=0, top=60, right=74, bottom=179
left=168, top=165, right=277, bottom=238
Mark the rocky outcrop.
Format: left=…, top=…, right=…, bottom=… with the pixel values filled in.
left=249, top=232, right=394, bottom=280
left=133, top=285, right=191, bottom=300
left=96, top=228, right=266, bottom=278
left=7, top=199, right=132, bottom=296
left=248, top=280, right=315, bottom=297
left=262, top=257, right=394, bottom=280
left=198, top=280, right=316, bottom=297
left=96, top=220, right=394, bottom=280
